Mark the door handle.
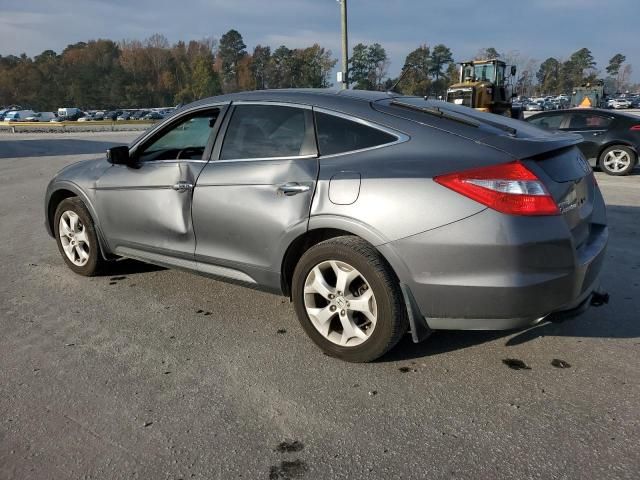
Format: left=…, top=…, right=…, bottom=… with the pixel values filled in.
left=172, top=181, right=193, bottom=192
left=277, top=182, right=311, bottom=196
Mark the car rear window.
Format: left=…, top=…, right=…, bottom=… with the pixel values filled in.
left=314, top=111, right=396, bottom=156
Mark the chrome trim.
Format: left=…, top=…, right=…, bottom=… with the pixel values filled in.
left=137, top=159, right=208, bottom=165
left=231, top=100, right=313, bottom=110
left=313, top=106, right=410, bottom=159
left=214, top=154, right=316, bottom=164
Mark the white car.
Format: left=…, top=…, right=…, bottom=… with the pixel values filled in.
left=612, top=99, right=632, bottom=109
left=24, top=112, right=57, bottom=122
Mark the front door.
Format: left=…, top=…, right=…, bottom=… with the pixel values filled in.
left=95, top=106, right=225, bottom=263
left=192, top=103, right=319, bottom=290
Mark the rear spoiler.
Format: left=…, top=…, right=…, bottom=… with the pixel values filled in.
left=477, top=132, right=583, bottom=159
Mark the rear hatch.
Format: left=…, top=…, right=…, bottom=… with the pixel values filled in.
left=373, top=97, right=597, bottom=247
left=523, top=147, right=596, bottom=249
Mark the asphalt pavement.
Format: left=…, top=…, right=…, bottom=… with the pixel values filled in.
left=0, top=132, right=638, bottom=480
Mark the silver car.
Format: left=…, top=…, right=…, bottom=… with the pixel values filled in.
left=45, top=89, right=608, bottom=362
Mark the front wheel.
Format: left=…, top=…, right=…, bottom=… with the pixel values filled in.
left=292, top=236, right=408, bottom=363
left=54, top=197, right=105, bottom=276
left=599, top=145, right=637, bottom=176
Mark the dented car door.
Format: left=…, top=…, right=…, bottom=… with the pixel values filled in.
left=95, top=107, right=225, bottom=262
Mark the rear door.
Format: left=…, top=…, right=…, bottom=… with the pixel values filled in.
left=560, top=112, right=613, bottom=161
left=192, top=102, right=318, bottom=289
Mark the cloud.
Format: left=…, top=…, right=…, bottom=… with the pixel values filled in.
left=0, top=0, right=638, bottom=81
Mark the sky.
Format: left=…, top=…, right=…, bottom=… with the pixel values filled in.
left=0, top=0, right=638, bottom=82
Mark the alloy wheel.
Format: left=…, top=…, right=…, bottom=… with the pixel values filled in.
left=603, top=149, right=631, bottom=173
left=58, top=210, right=90, bottom=267
left=303, top=260, right=377, bottom=347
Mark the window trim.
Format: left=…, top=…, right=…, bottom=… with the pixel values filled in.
left=212, top=101, right=317, bottom=163
left=313, top=107, right=409, bottom=158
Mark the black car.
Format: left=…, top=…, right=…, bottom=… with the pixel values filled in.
left=526, top=108, right=640, bottom=175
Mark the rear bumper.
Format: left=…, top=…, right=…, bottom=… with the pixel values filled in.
left=387, top=209, right=608, bottom=331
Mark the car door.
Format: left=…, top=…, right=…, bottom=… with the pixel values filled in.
left=192, top=102, right=318, bottom=290
left=95, top=105, right=227, bottom=264
left=561, top=112, right=613, bottom=161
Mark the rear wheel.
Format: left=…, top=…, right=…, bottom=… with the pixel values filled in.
left=54, top=197, right=104, bottom=276
left=292, top=236, right=408, bottom=363
left=599, top=145, right=636, bottom=176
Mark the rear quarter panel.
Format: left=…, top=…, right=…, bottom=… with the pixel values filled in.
left=310, top=124, right=512, bottom=244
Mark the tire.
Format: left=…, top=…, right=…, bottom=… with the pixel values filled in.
left=292, top=236, right=408, bottom=362
left=54, top=197, right=104, bottom=276
left=598, top=145, right=637, bottom=176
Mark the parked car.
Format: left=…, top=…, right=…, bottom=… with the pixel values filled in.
left=45, top=89, right=608, bottom=362
left=57, top=107, right=82, bottom=118
left=612, top=98, right=632, bottom=109
left=132, top=110, right=150, bottom=120
left=117, top=112, right=132, bottom=121
left=3, top=110, right=36, bottom=122
left=525, top=102, right=543, bottom=111
left=24, top=112, right=57, bottom=122
left=526, top=108, right=640, bottom=175
left=143, top=111, right=164, bottom=120
left=103, top=110, right=122, bottom=121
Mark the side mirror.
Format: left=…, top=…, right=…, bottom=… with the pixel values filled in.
left=106, top=145, right=131, bottom=165
left=510, top=66, right=517, bottom=76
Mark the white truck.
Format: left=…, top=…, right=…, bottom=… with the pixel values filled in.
left=57, top=108, right=82, bottom=119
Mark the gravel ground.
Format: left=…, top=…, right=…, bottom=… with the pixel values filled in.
left=0, top=132, right=638, bottom=480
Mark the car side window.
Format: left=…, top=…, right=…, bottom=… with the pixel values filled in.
left=314, top=111, right=397, bottom=156
left=529, top=114, right=563, bottom=130
left=220, top=105, right=308, bottom=160
left=567, top=113, right=612, bottom=130
left=136, top=109, right=220, bottom=162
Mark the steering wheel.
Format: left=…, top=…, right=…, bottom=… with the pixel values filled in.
left=176, top=147, right=203, bottom=160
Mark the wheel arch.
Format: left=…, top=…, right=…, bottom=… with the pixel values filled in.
left=597, top=141, right=638, bottom=163
left=280, top=217, right=411, bottom=298
left=46, top=182, right=113, bottom=259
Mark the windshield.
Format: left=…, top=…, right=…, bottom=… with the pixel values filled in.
left=463, top=63, right=497, bottom=82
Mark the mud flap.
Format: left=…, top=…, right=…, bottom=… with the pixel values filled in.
left=400, top=284, right=432, bottom=343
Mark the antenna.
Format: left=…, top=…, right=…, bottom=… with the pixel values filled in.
left=387, top=66, right=413, bottom=94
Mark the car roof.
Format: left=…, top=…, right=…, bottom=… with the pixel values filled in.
left=186, top=88, right=402, bottom=113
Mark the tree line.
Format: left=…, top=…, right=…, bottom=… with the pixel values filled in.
left=0, top=28, right=635, bottom=110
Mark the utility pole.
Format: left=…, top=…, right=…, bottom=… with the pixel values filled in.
left=339, top=0, right=349, bottom=89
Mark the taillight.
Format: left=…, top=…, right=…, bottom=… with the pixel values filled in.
left=630, top=125, right=640, bottom=131
left=434, top=161, right=560, bottom=216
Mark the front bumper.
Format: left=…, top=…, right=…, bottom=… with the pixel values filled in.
left=388, top=209, right=608, bottom=331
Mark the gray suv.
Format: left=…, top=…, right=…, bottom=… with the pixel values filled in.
left=45, top=89, right=608, bottom=362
